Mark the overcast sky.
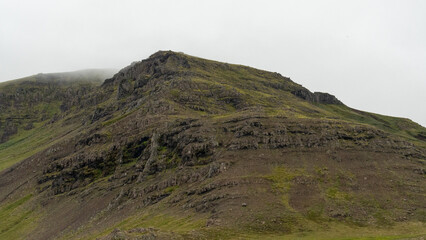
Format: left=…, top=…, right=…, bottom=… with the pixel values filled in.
left=1, top=0, right=425, bottom=126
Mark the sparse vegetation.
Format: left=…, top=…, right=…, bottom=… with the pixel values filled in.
left=0, top=194, right=38, bottom=239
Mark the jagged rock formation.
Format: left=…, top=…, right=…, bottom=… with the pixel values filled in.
left=0, top=51, right=425, bottom=239
left=291, top=89, right=343, bottom=105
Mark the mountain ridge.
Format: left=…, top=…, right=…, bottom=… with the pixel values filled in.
left=0, top=68, right=117, bottom=86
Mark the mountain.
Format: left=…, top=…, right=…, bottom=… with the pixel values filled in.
left=0, top=51, right=425, bottom=240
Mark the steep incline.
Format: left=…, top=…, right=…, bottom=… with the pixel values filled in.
left=0, top=69, right=115, bottom=170
left=0, top=51, right=425, bottom=239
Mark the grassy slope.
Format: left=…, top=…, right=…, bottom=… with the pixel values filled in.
left=318, top=104, right=426, bottom=147
left=0, top=194, right=40, bottom=240
left=0, top=119, right=82, bottom=171
left=0, top=71, right=111, bottom=239
left=0, top=70, right=113, bottom=171
left=69, top=212, right=425, bottom=240
left=174, top=52, right=426, bottom=146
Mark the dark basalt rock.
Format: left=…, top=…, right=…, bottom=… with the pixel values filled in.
left=313, top=92, right=343, bottom=104
left=291, top=88, right=343, bottom=105
left=102, top=51, right=191, bottom=89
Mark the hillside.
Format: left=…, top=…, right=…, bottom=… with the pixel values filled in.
left=0, top=51, right=425, bottom=239
left=0, top=69, right=116, bottom=171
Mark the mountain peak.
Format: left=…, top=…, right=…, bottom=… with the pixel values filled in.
left=148, top=50, right=187, bottom=59
left=103, top=51, right=342, bottom=109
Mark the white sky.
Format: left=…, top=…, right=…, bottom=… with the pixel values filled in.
left=1, top=0, right=425, bottom=126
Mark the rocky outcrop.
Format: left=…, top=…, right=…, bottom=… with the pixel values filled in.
left=292, top=88, right=343, bottom=105
left=142, top=133, right=160, bottom=176
left=102, top=51, right=191, bottom=89
left=313, top=92, right=342, bottom=104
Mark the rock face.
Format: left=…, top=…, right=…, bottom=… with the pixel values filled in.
left=0, top=51, right=425, bottom=240
left=313, top=92, right=343, bottom=104
left=291, top=89, right=343, bottom=105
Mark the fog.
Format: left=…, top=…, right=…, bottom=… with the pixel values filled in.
left=1, top=0, right=425, bottom=126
